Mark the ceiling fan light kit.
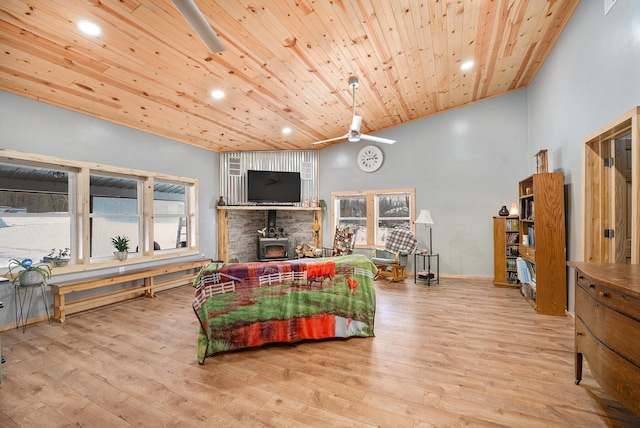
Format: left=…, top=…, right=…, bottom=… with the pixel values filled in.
left=312, top=76, right=395, bottom=146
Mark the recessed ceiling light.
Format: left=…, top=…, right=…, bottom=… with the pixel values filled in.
left=461, top=61, right=474, bottom=71
left=211, top=89, right=225, bottom=100
left=77, top=20, right=102, bottom=37
left=282, top=127, right=292, bottom=135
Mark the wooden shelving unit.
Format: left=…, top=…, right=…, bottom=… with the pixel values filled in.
left=493, top=216, right=520, bottom=287
left=518, top=172, right=567, bottom=315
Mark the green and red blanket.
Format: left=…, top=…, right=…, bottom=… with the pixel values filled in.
left=193, top=254, right=377, bottom=363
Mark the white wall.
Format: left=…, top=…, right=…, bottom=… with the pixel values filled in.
left=319, top=90, right=529, bottom=277
left=0, top=91, right=220, bottom=259
left=527, top=0, right=640, bottom=311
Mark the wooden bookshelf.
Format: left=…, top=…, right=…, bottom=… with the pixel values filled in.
left=518, top=172, right=567, bottom=315
left=493, top=216, right=520, bottom=287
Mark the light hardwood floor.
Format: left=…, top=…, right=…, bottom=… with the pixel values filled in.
left=1, top=277, right=638, bottom=427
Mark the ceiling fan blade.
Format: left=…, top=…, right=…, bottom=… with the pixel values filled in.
left=172, top=0, right=226, bottom=53
left=311, top=134, right=349, bottom=145
left=350, top=115, right=363, bottom=133
left=360, top=134, right=396, bottom=144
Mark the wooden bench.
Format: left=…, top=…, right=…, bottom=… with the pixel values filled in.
left=49, top=259, right=211, bottom=322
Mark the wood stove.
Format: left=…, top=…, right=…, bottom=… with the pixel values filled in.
left=258, top=237, right=289, bottom=261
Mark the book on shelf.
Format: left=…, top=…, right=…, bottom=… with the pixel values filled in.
left=516, top=257, right=536, bottom=284
left=417, top=271, right=434, bottom=279
left=506, top=271, right=519, bottom=284
left=520, top=199, right=535, bottom=221
left=528, top=226, right=535, bottom=247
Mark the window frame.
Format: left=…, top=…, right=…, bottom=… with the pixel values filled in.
left=0, top=149, right=199, bottom=273
left=331, top=188, right=415, bottom=248
left=152, top=179, right=190, bottom=252
left=89, top=172, right=143, bottom=261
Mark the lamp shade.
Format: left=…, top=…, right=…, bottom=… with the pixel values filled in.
left=415, top=209, right=434, bottom=225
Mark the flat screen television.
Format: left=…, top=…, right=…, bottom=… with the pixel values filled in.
left=247, top=170, right=301, bottom=204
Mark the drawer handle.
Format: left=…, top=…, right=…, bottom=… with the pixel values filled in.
left=589, top=283, right=595, bottom=289
left=576, top=332, right=584, bottom=336
left=599, top=291, right=609, bottom=298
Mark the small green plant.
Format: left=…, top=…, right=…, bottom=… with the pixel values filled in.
left=8, top=258, right=52, bottom=287
left=111, top=235, right=130, bottom=252
left=44, top=247, right=71, bottom=267
left=46, top=247, right=70, bottom=260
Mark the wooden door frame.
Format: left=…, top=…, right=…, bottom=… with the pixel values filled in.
left=582, top=106, right=639, bottom=263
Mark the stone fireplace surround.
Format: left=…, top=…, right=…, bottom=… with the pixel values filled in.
left=218, top=207, right=323, bottom=263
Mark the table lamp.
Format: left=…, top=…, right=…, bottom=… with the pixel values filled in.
left=415, top=209, right=435, bottom=254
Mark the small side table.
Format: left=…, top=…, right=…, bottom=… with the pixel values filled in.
left=415, top=253, right=440, bottom=285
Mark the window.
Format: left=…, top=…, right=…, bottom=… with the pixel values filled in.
left=90, top=174, right=141, bottom=259
left=153, top=181, right=188, bottom=250
left=0, top=150, right=198, bottom=270
left=0, top=164, right=71, bottom=265
left=375, top=193, right=412, bottom=245
left=332, top=188, right=415, bottom=247
left=335, top=195, right=367, bottom=245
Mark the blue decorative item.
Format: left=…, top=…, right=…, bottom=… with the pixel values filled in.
left=21, top=258, right=33, bottom=268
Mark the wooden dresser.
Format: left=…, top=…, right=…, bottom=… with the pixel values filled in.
left=568, top=262, right=640, bottom=416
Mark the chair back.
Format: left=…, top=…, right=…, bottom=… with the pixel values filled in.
left=383, top=228, right=417, bottom=253
left=331, top=225, right=357, bottom=256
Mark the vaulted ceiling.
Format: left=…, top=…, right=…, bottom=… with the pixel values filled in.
left=0, top=0, right=579, bottom=152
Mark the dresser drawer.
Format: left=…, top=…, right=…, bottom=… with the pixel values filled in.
left=575, top=285, right=640, bottom=367
left=576, top=270, right=640, bottom=320
left=575, top=317, right=640, bottom=415
left=521, top=246, right=535, bottom=261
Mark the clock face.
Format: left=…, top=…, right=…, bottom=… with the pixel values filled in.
left=357, top=145, right=384, bottom=172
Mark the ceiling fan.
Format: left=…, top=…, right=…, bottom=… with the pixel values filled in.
left=312, top=76, right=395, bottom=145
left=172, top=0, right=226, bottom=54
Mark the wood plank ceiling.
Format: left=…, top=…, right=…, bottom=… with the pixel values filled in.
left=0, top=0, right=579, bottom=152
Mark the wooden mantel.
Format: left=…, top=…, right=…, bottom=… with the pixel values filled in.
left=217, top=206, right=323, bottom=263
left=218, top=206, right=322, bottom=211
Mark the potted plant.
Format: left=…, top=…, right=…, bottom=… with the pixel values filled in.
left=8, top=258, right=52, bottom=287
left=43, top=247, right=71, bottom=267
left=111, top=235, right=130, bottom=261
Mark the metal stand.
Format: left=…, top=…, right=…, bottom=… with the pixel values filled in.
left=14, top=282, right=50, bottom=333
left=414, top=253, right=440, bottom=286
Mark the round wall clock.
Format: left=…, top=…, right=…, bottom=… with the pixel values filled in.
left=357, top=145, right=384, bottom=172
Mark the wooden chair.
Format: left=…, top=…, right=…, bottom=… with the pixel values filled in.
left=372, top=228, right=417, bottom=282
left=323, top=225, right=357, bottom=257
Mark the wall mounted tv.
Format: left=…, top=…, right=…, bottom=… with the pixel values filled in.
left=247, top=170, right=301, bottom=204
